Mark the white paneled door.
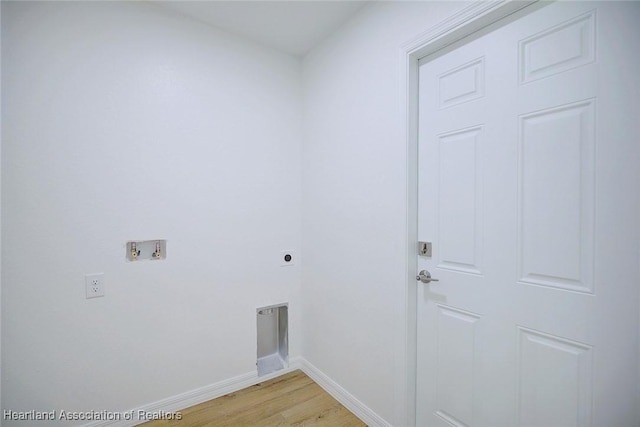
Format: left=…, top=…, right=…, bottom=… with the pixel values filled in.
left=416, top=2, right=639, bottom=426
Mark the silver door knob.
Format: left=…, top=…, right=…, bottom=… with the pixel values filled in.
left=416, top=269, right=439, bottom=284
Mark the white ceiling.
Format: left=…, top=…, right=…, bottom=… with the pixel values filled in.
left=154, top=1, right=370, bottom=57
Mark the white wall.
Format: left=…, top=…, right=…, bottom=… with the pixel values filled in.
left=0, top=2, right=3, bottom=423
left=1, top=1, right=301, bottom=421
left=1, top=1, right=497, bottom=424
left=301, top=2, right=469, bottom=425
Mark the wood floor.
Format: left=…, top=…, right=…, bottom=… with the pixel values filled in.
left=139, top=370, right=367, bottom=426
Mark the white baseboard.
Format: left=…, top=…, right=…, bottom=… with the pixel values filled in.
left=82, top=357, right=389, bottom=427
left=297, top=359, right=392, bottom=427
left=82, top=357, right=302, bottom=427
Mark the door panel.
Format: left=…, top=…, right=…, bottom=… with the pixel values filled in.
left=517, top=99, right=595, bottom=293
left=437, top=126, right=483, bottom=275
left=516, top=327, right=593, bottom=427
left=416, top=2, right=639, bottom=426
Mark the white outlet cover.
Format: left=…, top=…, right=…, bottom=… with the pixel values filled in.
left=85, top=273, right=105, bottom=299
left=280, top=250, right=296, bottom=267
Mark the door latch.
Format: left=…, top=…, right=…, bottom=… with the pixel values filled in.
left=418, top=241, right=432, bottom=257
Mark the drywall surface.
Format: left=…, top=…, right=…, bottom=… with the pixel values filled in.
left=1, top=1, right=301, bottom=422
left=0, top=2, right=3, bottom=424
left=301, top=2, right=468, bottom=425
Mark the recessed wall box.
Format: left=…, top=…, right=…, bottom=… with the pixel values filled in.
left=126, top=240, right=166, bottom=261
left=257, top=304, right=288, bottom=376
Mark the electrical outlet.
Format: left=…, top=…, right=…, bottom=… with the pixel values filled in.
left=85, top=273, right=105, bottom=299
left=280, top=250, right=296, bottom=267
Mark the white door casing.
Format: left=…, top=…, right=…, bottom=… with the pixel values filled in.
left=416, top=2, right=639, bottom=426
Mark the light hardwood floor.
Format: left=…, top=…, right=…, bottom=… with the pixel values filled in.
left=139, top=370, right=367, bottom=426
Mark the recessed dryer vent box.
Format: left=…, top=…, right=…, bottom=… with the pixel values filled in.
left=257, top=304, right=288, bottom=377
left=126, top=240, right=166, bottom=261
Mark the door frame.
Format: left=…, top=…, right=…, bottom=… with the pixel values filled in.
left=398, top=1, right=538, bottom=424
